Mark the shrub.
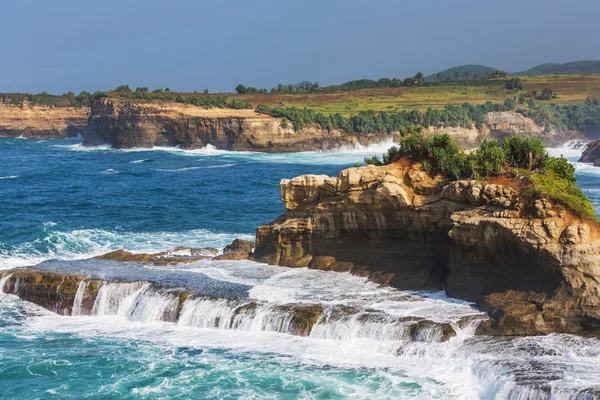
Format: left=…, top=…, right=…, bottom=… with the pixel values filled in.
left=475, top=139, right=505, bottom=177
left=505, top=78, right=524, bottom=90
left=536, top=88, right=557, bottom=101
left=542, top=155, right=576, bottom=183
left=256, top=104, right=272, bottom=114
left=503, top=135, right=546, bottom=170
left=115, top=85, right=131, bottom=92
left=364, top=155, right=383, bottom=166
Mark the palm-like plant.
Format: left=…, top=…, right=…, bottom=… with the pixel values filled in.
left=436, top=73, right=442, bottom=83
left=453, top=72, right=460, bottom=81
left=464, top=71, right=470, bottom=80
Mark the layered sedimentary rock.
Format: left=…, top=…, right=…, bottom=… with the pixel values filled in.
left=252, top=164, right=600, bottom=336
left=580, top=140, right=600, bottom=164
left=0, top=102, right=89, bottom=138
left=426, top=111, right=578, bottom=147
left=83, top=98, right=390, bottom=151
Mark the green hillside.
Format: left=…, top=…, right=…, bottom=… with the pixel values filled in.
left=425, top=65, right=503, bottom=81
left=512, top=61, right=600, bottom=76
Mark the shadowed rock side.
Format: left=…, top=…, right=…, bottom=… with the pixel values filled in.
left=252, top=164, right=600, bottom=336
left=82, top=98, right=392, bottom=151
left=0, top=103, right=89, bottom=139
left=580, top=140, right=600, bottom=165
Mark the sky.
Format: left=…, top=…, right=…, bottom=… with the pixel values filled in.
left=2, top=0, right=599, bottom=94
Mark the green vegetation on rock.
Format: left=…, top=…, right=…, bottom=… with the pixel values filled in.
left=366, top=133, right=595, bottom=221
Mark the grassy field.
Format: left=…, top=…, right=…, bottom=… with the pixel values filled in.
left=226, top=74, right=600, bottom=116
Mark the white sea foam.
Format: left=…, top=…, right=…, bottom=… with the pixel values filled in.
left=0, top=175, right=19, bottom=180
left=54, top=140, right=396, bottom=165
left=130, top=159, right=148, bottom=164
left=156, top=163, right=236, bottom=172
left=15, top=278, right=600, bottom=399
left=53, top=143, right=112, bottom=151
left=0, top=228, right=253, bottom=270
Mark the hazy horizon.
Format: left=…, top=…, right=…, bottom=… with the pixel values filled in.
left=2, top=0, right=599, bottom=94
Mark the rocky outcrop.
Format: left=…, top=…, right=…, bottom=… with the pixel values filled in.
left=580, top=140, right=600, bottom=164
left=83, top=98, right=391, bottom=151
left=252, top=164, right=600, bottom=336
left=426, top=111, right=580, bottom=147
left=96, top=247, right=215, bottom=265
left=0, top=102, right=89, bottom=138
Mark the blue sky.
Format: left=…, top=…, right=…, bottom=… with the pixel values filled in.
left=2, top=0, right=599, bottom=94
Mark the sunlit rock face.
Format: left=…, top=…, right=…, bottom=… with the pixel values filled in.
left=253, top=163, right=600, bottom=336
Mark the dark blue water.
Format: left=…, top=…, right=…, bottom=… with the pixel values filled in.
left=0, top=138, right=375, bottom=267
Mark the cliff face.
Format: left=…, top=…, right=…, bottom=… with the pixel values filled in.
left=252, top=164, right=600, bottom=336
left=83, top=99, right=390, bottom=151
left=0, top=103, right=89, bottom=139
left=0, top=97, right=584, bottom=150
left=426, top=111, right=577, bottom=147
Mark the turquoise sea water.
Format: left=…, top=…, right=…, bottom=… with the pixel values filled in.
left=0, top=137, right=599, bottom=399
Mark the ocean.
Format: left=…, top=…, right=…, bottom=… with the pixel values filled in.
left=0, top=137, right=599, bottom=399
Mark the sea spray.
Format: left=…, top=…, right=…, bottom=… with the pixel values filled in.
left=123, top=285, right=180, bottom=323
left=0, top=273, right=13, bottom=292
left=71, top=280, right=89, bottom=316
left=91, top=281, right=145, bottom=316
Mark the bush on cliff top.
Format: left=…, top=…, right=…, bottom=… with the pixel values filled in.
left=365, top=133, right=595, bottom=220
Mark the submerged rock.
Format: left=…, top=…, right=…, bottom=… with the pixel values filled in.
left=96, top=248, right=209, bottom=265
left=252, top=163, right=600, bottom=336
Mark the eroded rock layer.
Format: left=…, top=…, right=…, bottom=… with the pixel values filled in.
left=252, top=164, right=600, bottom=336
left=0, top=103, right=89, bottom=139
left=83, top=99, right=390, bottom=151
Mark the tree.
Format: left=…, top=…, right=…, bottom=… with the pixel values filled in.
left=414, top=72, right=425, bottom=84
left=473, top=74, right=479, bottom=80
left=505, top=78, right=524, bottom=90
left=464, top=71, right=470, bottom=80
left=312, top=82, right=320, bottom=92
left=204, top=89, right=209, bottom=94
left=436, top=73, right=442, bottom=83
left=235, top=84, right=247, bottom=94
left=453, top=72, right=460, bottom=81
left=536, top=88, right=557, bottom=101
left=115, top=84, right=131, bottom=92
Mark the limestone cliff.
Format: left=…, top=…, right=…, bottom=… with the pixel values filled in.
left=83, top=99, right=390, bottom=151
left=252, top=164, right=600, bottom=336
left=0, top=102, right=89, bottom=138
left=426, top=111, right=578, bottom=147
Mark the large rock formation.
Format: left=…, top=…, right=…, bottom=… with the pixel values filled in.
left=425, top=111, right=578, bottom=147
left=252, top=164, right=600, bottom=336
left=580, top=140, right=600, bottom=164
left=83, top=98, right=390, bottom=151
left=0, top=102, right=89, bottom=138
